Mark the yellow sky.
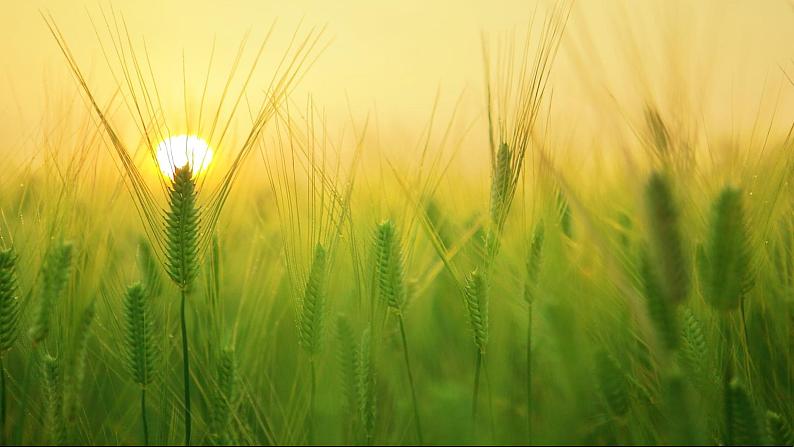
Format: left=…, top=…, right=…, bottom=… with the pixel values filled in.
left=1, top=1, right=792, bottom=160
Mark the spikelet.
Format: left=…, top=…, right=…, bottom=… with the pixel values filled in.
left=356, top=329, right=376, bottom=443
left=703, top=187, right=753, bottom=312
left=374, top=220, right=406, bottom=312
left=766, top=411, right=794, bottom=446
left=0, top=248, right=21, bottom=355
left=336, top=315, right=357, bottom=415
left=30, top=242, right=73, bottom=345
left=596, top=350, right=630, bottom=417
left=164, top=166, right=200, bottom=292
left=725, top=378, right=760, bottom=445
left=298, top=244, right=327, bottom=356
left=557, top=190, right=573, bottom=239
left=463, top=269, right=489, bottom=354
left=490, top=142, right=512, bottom=227
left=41, top=353, right=66, bottom=445
left=639, top=249, right=679, bottom=351
left=122, top=283, right=158, bottom=386
left=523, top=221, right=545, bottom=304
left=209, top=347, right=238, bottom=445
left=644, top=172, right=689, bottom=305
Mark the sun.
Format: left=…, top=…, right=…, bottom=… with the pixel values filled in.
left=155, top=135, right=214, bottom=179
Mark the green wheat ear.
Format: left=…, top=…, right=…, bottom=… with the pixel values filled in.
left=463, top=268, right=489, bottom=354
left=644, top=172, right=689, bottom=305
left=165, top=166, right=200, bottom=292
left=122, top=283, right=158, bottom=386
left=374, top=220, right=406, bottom=313
left=595, top=350, right=630, bottom=417
left=41, top=353, right=66, bottom=445
left=679, top=307, right=708, bottom=386
left=356, top=328, right=376, bottom=443
left=639, top=249, right=679, bottom=351
left=490, top=142, right=512, bottom=227
left=209, top=347, right=238, bottom=446
left=298, top=243, right=328, bottom=356
left=0, top=248, right=21, bottom=355
left=766, top=411, right=794, bottom=446
left=725, top=378, right=760, bottom=445
left=704, top=187, right=753, bottom=312
left=138, top=239, right=163, bottom=298
left=65, top=301, right=96, bottom=424
left=30, top=242, right=74, bottom=345
left=523, top=221, right=545, bottom=304
left=336, top=315, right=357, bottom=416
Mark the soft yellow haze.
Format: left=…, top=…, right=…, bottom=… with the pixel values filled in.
left=1, top=0, right=792, bottom=169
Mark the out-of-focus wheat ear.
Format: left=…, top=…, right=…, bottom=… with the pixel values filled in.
left=639, top=249, right=679, bottom=352
left=356, top=329, right=376, bottom=444
left=164, top=167, right=200, bottom=292
left=65, top=301, right=96, bottom=424
left=704, top=187, right=753, bottom=312
left=41, top=353, right=66, bottom=446
left=765, top=410, right=793, bottom=446
left=596, top=350, right=630, bottom=418
left=0, top=248, right=21, bottom=356
left=557, top=190, right=573, bottom=239
left=209, top=347, right=238, bottom=446
left=661, top=366, right=703, bottom=444
left=489, top=142, right=512, bottom=228
left=29, top=242, right=74, bottom=345
left=122, top=283, right=158, bottom=387
left=523, top=221, right=545, bottom=304
left=725, top=377, right=760, bottom=445
left=645, top=106, right=670, bottom=156
left=643, top=172, right=689, bottom=305
left=137, top=239, right=163, bottom=299
left=336, top=315, right=357, bottom=420
left=298, top=243, right=328, bottom=356
left=464, top=269, right=489, bottom=354
left=374, top=220, right=406, bottom=313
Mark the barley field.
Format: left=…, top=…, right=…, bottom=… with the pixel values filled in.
left=0, top=1, right=792, bottom=445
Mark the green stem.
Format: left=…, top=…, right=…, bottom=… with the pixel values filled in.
left=398, top=315, right=423, bottom=443
left=180, top=288, right=192, bottom=446
left=526, top=302, right=533, bottom=443
left=141, top=387, right=149, bottom=446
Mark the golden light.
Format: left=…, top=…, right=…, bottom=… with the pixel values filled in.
left=155, top=135, right=214, bottom=179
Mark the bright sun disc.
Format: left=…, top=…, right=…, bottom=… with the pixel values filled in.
left=155, top=135, right=213, bottom=179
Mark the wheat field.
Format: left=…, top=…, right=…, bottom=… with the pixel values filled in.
left=0, top=1, right=792, bottom=446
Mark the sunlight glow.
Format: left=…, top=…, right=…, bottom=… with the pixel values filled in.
left=155, top=135, right=214, bottom=179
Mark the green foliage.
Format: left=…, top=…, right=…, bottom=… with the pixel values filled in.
left=165, top=166, right=200, bottom=291
left=122, top=283, right=158, bottom=386
left=0, top=248, right=21, bottom=355
left=29, top=242, right=73, bottom=345
left=298, top=243, right=328, bottom=355
left=336, top=315, right=357, bottom=416
left=702, top=187, right=753, bottom=312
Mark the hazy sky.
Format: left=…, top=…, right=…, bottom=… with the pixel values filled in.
left=1, top=1, right=792, bottom=158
